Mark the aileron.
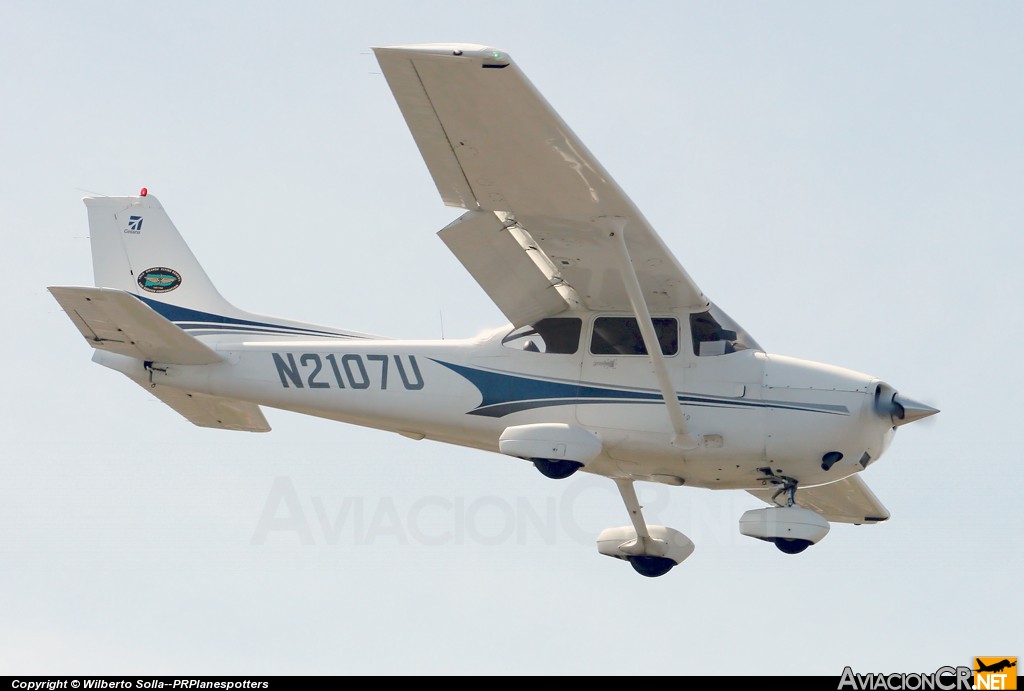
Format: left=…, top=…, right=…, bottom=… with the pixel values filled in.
left=374, top=50, right=477, bottom=209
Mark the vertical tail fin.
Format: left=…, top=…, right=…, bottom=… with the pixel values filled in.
left=86, top=194, right=235, bottom=314
left=83, top=192, right=377, bottom=341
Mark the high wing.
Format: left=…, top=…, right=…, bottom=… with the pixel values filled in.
left=374, top=44, right=709, bottom=327
left=748, top=475, right=891, bottom=524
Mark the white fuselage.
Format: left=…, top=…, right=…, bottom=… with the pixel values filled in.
left=95, top=311, right=896, bottom=491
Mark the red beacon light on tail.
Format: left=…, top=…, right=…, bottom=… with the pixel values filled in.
left=139, top=187, right=148, bottom=197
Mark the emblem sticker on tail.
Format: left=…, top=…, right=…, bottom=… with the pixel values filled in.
left=138, top=267, right=182, bottom=293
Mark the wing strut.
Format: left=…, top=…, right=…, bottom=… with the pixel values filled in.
left=602, top=217, right=698, bottom=449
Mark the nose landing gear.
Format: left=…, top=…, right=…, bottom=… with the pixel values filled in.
left=740, top=477, right=831, bottom=554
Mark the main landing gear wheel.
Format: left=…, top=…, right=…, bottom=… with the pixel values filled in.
left=596, top=479, right=696, bottom=576
left=626, top=555, right=677, bottom=578
left=773, top=538, right=813, bottom=554
left=532, top=458, right=582, bottom=479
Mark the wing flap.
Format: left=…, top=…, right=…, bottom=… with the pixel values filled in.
left=748, top=475, right=891, bottom=524
left=438, top=211, right=570, bottom=327
left=126, top=375, right=270, bottom=432
left=49, top=286, right=222, bottom=365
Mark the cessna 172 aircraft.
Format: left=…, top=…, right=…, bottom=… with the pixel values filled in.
left=50, top=44, right=937, bottom=577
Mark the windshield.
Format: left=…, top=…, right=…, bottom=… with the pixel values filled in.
left=689, top=303, right=762, bottom=356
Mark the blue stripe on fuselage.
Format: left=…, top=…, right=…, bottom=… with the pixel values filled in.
left=431, top=359, right=849, bottom=418
left=134, top=294, right=358, bottom=339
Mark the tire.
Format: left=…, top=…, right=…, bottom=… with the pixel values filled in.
left=773, top=538, right=813, bottom=554
left=532, top=458, right=582, bottom=479
left=627, top=556, right=676, bottom=577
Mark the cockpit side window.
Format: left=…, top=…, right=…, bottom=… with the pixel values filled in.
left=689, top=304, right=762, bottom=356
left=502, top=317, right=582, bottom=354
left=590, top=317, right=678, bottom=355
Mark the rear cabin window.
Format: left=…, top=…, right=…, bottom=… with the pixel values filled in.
left=501, top=317, right=582, bottom=354
left=590, top=317, right=678, bottom=356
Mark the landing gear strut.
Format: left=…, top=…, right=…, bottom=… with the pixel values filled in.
left=765, top=478, right=813, bottom=553
left=770, top=476, right=799, bottom=509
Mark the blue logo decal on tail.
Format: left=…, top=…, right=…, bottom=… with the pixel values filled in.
left=138, top=267, right=181, bottom=293
left=124, top=215, right=143, bottom=234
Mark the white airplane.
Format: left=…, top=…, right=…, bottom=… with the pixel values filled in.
left=50, top=44, right=937, bottom=577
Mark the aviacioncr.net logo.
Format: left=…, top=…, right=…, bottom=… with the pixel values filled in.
left=973, top=657, right=1017, bottom=691
left=838, top=666, right=973, bottom=691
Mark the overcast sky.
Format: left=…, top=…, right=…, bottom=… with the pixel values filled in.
left=2, top=0, right=1021, bottom=676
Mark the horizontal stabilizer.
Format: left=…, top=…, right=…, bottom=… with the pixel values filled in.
left=49, top=286, right=222, bottom=365
left=127, top=375, right=270, bottom=432
left=748, top=475, right=890, bottom=524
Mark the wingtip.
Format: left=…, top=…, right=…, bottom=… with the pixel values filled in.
left=372, top=43, right=510, bottom=63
